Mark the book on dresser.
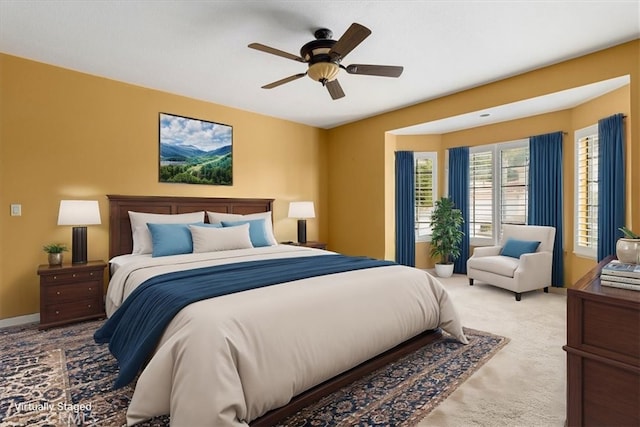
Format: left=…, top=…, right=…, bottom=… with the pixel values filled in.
left=600, top=273, right=640, bottom=285
left=601, top=278, right=640, bottom=291
left=601, top=260, right=640, bottom=278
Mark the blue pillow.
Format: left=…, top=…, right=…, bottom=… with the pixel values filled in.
left=221, top=219, right=270, bottom=247
left=501, top=238, right=541, bottom=258
left=147, top=222, right=205, bottom=257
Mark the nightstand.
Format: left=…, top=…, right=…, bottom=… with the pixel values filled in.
left=282, top=241, right=327, bottom=250
left=37, top=260, right=107, bottom=329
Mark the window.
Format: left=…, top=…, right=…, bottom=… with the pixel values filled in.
left=574, top=125, right=599, bottom=258
left=469, top=140, right=529, bottom=245
left=469, top=150, right=493, bottom=240
left=414, top=152, right=437, bottom=241
left=500, top=145, right=529, bottom=226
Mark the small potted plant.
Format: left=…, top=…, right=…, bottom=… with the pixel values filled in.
left=43, top=243, right=68, bottom=266
left=617, top=226, right=640, bottom=264
left=430, top=197, right=464, bottom=277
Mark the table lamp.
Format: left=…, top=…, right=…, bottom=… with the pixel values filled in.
left=57, top=200, right=101, bottom=264
left=288, top=201, right=315, bottom=244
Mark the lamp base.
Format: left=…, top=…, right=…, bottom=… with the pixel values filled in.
left=71, top=226, right=88, bottom=264
left=297, top=219, right=307, bottom=244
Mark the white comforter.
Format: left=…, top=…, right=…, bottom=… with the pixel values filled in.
left=105, top=245, right=468, bottom=426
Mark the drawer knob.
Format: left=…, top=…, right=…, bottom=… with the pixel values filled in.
left=72, top=274, right=76, bottom=278
left=53, top=276, right=57, bottom=280
left=90, top=272, right=94, bottom=276
left=55, top=310, right=59, bottom=315
left=56, top=291, right=60, bottom=295
left=88, top=287, right=92, bottom=291
left=87, top=304, right=92, bottom=308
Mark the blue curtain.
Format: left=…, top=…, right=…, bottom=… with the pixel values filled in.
left=597, top=113, right=625, bottom=261
left=395, top=151, right=415, bottom=266
left=528, top=131, right=564, bottom=287
left=448, top=147, right=469, bottom=274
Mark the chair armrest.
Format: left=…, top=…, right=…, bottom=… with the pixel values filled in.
left=516, top=251, right=553, bottom=274
left=470, top=246, right=502, bottom=257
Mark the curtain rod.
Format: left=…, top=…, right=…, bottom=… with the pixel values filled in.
left=562, top=114, right=627, bottom=135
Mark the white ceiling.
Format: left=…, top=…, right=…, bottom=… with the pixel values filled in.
left=1, top=1, right=638, bottom=131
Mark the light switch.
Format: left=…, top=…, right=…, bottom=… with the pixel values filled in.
left=10, top=204, right=21, bottom=216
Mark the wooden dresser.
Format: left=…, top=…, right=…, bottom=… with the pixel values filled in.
left=563, top=256, right=640, bottom=426
left=38, top=260, right=107, bottom=329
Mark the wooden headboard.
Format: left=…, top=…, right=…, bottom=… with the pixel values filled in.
left=107, top=195, right=274, bottom=259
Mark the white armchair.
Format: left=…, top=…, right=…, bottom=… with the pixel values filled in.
left=466, top=224, right=556, bottom=301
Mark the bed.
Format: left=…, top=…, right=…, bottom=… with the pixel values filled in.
left=98, top=194, right=468, bottom=426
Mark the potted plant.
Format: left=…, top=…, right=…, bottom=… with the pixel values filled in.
left=430, top=197, right=464, bottom=278
left=43, top=243, right=68, bottom=266
left=617, top=226, right=640, bottom=264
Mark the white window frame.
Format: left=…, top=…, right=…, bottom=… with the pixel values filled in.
left=574, top=124, right=598, bottom=259
left=469, top=139, right=529, bottom=246
left=414, top=152, right=438, bottom=242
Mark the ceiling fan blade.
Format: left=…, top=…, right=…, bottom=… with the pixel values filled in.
left=326, top=79, right=345, bottom=100
left=329, top=23, right=371, bottom=59
left=248, top=43, right=305, bottom=63
left=345, top=64, right=404, bottom=77
left=262, top=73, right=307, bottom=89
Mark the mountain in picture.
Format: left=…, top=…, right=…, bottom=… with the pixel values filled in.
left=159, top=143, right=232, bottom=185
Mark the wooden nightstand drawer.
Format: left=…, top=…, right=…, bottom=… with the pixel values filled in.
left=43, top=298, right=102, bottom=323
left=42, top=281, right=102, bottom=303
left=41, top=269, right=102, bottom=284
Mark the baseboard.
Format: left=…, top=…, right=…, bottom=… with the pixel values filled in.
left=0, top=313, right=40, bottom=328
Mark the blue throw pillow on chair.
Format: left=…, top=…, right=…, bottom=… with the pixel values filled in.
left=501, top=238, right=541, bottom=258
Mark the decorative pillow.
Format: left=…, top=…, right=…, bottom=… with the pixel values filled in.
left=147, top=222, right=203, bottom=257
left=128, top=211, right=205, bottom=254
left=189, top=223, right=253, bottom=253
left=221, top=219, right=271, bottom=247
left=501, top=238, right=541, bottom=258
left=207, top=211, right=277, bottom=246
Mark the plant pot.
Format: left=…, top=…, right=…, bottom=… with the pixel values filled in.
left=616, top=238, right=640, bottom=264
left=48, top=253, right=63, bottom=266
left=434, top=263, right=454, bottom=278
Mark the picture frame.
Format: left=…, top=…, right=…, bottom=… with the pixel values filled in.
left=159, top=112, right=233, bottom=185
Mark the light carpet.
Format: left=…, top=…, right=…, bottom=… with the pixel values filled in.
left=419, top=272, right=567, bottom=427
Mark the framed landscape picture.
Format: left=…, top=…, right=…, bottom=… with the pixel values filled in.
left=159, top=112, right=233, bottom=185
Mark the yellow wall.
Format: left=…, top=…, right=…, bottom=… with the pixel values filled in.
left=328, top=40, right=638, bottom=285
left=0, top=54, right=328, bottom=319
left=1, top=39, right=638, bottom=320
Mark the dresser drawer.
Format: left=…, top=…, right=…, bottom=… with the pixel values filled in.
left=41, top=269, right=102, bottom=284
left=42, top=281, right=101, bottom=303
left=582, top=298, right=640, bottom=362
left=42, top=298, right=102, bottom=323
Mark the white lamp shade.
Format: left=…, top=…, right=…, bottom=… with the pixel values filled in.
left=57, top=200, right=102, bottom=225
left=288, top=201, right=315, bottom=219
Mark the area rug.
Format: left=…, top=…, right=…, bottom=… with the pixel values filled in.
left=0, top=320, right=508, bottom=427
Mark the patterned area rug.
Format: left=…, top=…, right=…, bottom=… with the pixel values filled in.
left=0, top=320, right=508, bottom=427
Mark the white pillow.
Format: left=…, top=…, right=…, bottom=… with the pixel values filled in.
left=207, top=211, right=277, bottom=246
left=131, top=225, right=155, bottom=255
left=189, top=223, right=253, bottom=253
left=128, top=211, right=205, bottom=254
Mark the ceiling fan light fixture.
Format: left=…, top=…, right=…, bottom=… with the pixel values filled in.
left=307, top=62, right=340, bottom=85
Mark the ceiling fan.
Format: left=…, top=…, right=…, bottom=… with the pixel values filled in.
left=248, top=23, right=404, bottom=100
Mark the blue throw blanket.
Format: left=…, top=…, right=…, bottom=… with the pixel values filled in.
left=94, top=254, right=396, bottom=388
